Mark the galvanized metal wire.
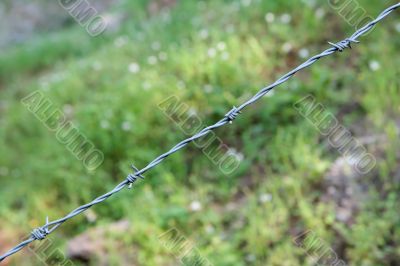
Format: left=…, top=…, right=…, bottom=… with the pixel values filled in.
left=1, top=2, right=399, bottom=263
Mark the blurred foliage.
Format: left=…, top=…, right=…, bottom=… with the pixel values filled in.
left=0, top=0, right=399, bottom=265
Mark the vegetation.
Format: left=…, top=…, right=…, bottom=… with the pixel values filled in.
left=0, top=0, right=399, bottom=265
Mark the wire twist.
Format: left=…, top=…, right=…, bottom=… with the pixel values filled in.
left=31, top=217, right=50, bottom=240
left=1, top=2, right=399, bottom=263
left=225, top=106, right=242, bottom=123
left=126, top=164, right=145, bottom=189
left=328, top=37, right=360, bottom=51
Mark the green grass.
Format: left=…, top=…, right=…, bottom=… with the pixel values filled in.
left=0, top=0, right=399, bottom=265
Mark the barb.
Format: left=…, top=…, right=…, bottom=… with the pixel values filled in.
left=328, top=37, right=360, bottom=51
left=1, top=2, right=399, bottom=263
left=225, top=106, right=242, bottom=123
left=31, top=217, right=50, bottom=241
left=127, top=164, right=145, bottom=189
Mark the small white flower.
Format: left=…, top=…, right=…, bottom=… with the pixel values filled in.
left=204, top=84, right=213, bottom=93
left=304, top=0, right=316, bottom=7
left=92, top=61, right=102, bottom=71
left=100, top=120, right=110, bottom=129
left=205, top=225, right=215, bottom=234
left=85, top=209, right=97, bottom=223
left=128, top=63, right=140, bottom=73
left=114, top=36, right=128, bottom=47
left=241, top=0, right=252, bottom=7
left=221, top=52, right=230, bottom=61
left=143, top=82, right=152, bottom=90
left=395, top=22, right=400, bottom=33
left=42, top=87, right=49, bottom=92
left=188, top=108, right=198, bottom=117
left=231, top=2, right=241, bottom=12
left=151, top=41, right=161, bottom=51
left=259, top=193, right=272, bottom=203
left=40, top=81, right=50, bottom=91
left=148, top=56, right=158, bottom=65
left=265, top=12, right=275, bottom=23
left=51, top=73, right=65, bottom=82
left=207, top=48, right=217, bottom=58
left=122, top=121, right=132, bottom=131
left=199, top=29, right=209, bottom=39
left=246, top=254, right=256, bottom=262
left=282, top=42, right=293, bottom=53
left=63, top=104, right=74, bottom=115
left=226, top=24, right=235, bottom=33
left=190, top=201, right=202, bottom=212
left=298, top=48, right=309, bottom=59
left=227, top=148, right=244, bottom=162
left=177, top=80, right=186, bottom=89
left=280, top=13, right=292, bottom=24
left=369, top=60, right=380, bottom=71
left=158, top=52, right=168, bottom=61
left=217, top=42, right=226, bottom=51
left=161, top=12, right=171, bottom=23
left=315, top=8, right=325, bottom=19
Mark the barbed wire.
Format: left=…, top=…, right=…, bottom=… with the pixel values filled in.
left=1, top=2, right=399, bottom=263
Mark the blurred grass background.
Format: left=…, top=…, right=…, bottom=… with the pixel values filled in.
left=0, top=0, right=399, bottom=265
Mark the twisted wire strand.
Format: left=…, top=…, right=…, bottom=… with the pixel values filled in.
left=1, top=3, right=399, bottom=263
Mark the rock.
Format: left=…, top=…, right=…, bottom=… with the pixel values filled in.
left=322, top=157, right=365, bottom=225
left=322, top=119, right=400, bottom=225
left=0, top=0, right=120, bottom=48
left=66, top=220, right=136, bottom=265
